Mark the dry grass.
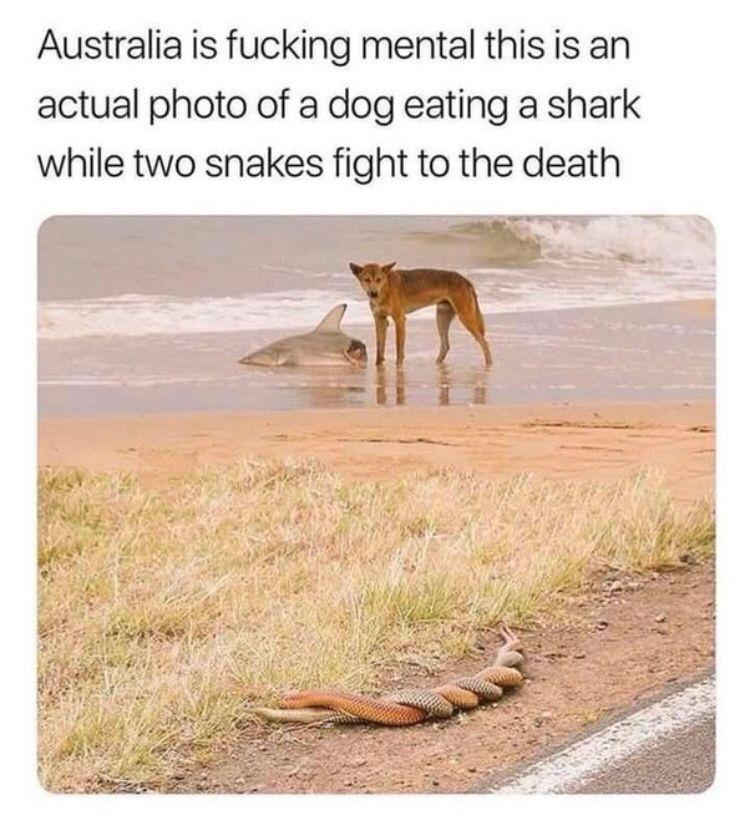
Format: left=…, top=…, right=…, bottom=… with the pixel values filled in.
left=38, top=461, right=714, bottom=791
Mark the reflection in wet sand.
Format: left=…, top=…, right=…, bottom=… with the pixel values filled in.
left=435, top=366, right=489, bottom=406
left=375, top=366, right=405, bottom=406
left=375, top=364, right=490, bottom=407
left=271, top=366, right=368, bottom=410
left=248, top=364, right=491, bottom=410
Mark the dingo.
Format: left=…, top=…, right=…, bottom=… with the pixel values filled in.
left=350, top=261, right=492, bottom=366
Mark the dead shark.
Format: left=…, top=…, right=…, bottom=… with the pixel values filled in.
left=239, top=304, right=367, bottom=367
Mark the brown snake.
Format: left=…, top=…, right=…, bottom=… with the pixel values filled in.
left=252, top=626, right=525, bottom=726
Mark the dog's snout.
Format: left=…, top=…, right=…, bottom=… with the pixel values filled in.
left=368, top=290, right=379, bottom=299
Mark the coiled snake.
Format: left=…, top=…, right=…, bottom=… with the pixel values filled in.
left=252, top=626, right=525, bottom=726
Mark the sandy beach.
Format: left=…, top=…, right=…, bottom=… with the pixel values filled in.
left=38, top=216, right=714, bottom=416
left=39, top=399, right=714, bottom=501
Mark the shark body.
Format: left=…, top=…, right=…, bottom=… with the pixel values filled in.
left=239, top=304, right=367, bottom=368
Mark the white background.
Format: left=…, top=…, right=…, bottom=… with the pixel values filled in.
left=2, top=1, right=748, bottom=831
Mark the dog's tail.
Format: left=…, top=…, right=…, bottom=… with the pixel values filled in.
left=470, top=285, right=486, bottom=335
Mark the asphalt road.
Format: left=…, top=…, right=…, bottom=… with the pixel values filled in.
left=483, top=674, right=715, bottom=794
left=574, top=715, right=714, bottom=793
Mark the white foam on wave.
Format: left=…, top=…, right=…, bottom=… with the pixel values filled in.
left=38, top=276, right=714, bottom=341
left=38, top=289, right=370, bottom=340
left=510, top=216, right=714, bottom=271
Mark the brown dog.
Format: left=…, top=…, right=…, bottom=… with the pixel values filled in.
left=350, top=261, right=492, bottom=366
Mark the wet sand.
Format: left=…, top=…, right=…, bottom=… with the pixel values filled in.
left=39, top=299, right=715, bottom=416
left=39, top=399, right=714, bottom=502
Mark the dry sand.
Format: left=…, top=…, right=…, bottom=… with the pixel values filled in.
left=39, top=400, right=714, bottom=502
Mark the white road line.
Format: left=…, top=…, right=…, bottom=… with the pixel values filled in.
left=491, top=676, right=715, bottom=794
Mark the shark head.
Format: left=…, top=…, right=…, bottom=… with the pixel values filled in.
left=344, top=337, right=368, bottom=367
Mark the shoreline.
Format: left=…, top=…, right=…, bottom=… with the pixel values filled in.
left=38, top=297, right=715, bottom=417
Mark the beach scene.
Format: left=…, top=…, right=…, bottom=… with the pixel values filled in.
left=38, top=216, right=715, bottom=794
left=39, top=215, right=713, bottom=413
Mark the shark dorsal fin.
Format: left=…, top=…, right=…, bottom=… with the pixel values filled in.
left=313, top=304, right=347, bottom=332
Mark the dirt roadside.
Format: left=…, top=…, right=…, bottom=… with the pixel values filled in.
left=163, top=561, right=714, bottom=795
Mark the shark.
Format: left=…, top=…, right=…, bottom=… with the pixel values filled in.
left=239, top=304, right=367, bottom=368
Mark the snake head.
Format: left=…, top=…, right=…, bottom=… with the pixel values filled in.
left=498, top=625, right=523, bottom=655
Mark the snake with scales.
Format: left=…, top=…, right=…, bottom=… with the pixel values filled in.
left=252, top=625, right=525, bottom=726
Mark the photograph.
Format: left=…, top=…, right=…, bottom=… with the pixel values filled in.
left=37, top=214, right=715, bottom=794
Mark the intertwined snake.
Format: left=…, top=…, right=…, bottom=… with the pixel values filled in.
left=252, top=626, right=525, bottom=726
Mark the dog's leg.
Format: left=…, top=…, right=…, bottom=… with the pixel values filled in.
left=394, top=315, right=407, bottom=366
left=477, top=333, right=493, bottom=366
left=435, top=302, right=455, bottom=363
left=374, top=315, right=388, bottom=365
left=454, top=296, right=493, bottom=366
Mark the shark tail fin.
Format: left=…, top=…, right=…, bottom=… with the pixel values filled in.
left=314, top=304, right=347, bottom=332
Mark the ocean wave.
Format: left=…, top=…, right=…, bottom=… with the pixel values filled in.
left=424, top=216, right=715, bottom=271
left=38, top=217, right=715, bottom=340
left=38, top=289, right=371, bottom=340
left=38, top=281, right=714, bottom=341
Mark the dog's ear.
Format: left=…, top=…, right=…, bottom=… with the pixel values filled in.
left=383, top=261, right=397, bottom=272
left=349, top=262, right=362, bottom=277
